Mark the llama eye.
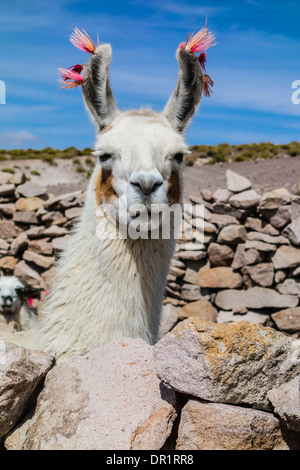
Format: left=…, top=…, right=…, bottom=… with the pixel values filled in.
left=99, top=153, right=112, bottom=163
left=173, top=152, right=184, bottom=164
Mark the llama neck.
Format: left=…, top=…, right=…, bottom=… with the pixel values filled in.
left=37, top=194, right=175, bottom=361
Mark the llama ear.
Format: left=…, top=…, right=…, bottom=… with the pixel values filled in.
left=163, top=48, right=204, bottom=133
left=82, top=44, right=119, bottom=131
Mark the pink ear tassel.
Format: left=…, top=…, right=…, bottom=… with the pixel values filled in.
left=179, top=23, right=215, bottom=98
left=58, top=66, right=84, bottom=89
left=202, top=74, right=214, bottom=97
left=70, top=27, right=99, bottom=53
left=29, top=297, right=34, bottom=307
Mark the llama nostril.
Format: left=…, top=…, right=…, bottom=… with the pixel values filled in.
left=130, top=172, right=163, bottom=196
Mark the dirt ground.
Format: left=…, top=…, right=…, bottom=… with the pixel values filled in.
left=1, top=154, right=299, bottom=199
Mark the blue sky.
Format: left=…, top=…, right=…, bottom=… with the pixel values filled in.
left=0, top=0, right=300, bottom=149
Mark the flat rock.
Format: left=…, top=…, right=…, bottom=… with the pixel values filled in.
left=153, top=318, right=300, bottom=409
left=0, top=184, right=15, bottom=197
left=259, top=188, right=291, bottom=210
left=272, top=245, right=300, bottom=269
left=215, top=287, right=298, bottom=311
left=158, top=304, right=179, bottom=339
left=198, top=267, right=242, bottom=289
left=232, top=243, right=264, bottom=271
left=244, top=239, right=276, bottom=252
left=217, top=224, right=247, bottom=245
left=13, top=211, right=38, bottom=225
left=217, top=310, right=269, bottom=325
left=64, top=207, right=82, bottom=220
left=267, top=376, right=300, bottom=431
left=6, top=339, right=177, bottom=450
left=14, top=260, right=43, bottom=287
left=241, top=263, right=274, bottom=288
left=212, top=188, right=232, bottom=203
left=0, top=203, right=16, bottom=216
left=15, top=197, right=44, bottom=212
left=175, top=250, right=207, bottom=261
left=180, top=284, right=208, bottom=302
left=23, top=250, right=55, bottom=269
left=210, top=213, right=239, bottom=228
left=271, top=307, right=300, bottom=333
left=0, top=256, right=18, bottom=271
left=0, top=220, right=21, bottom=239
left=17, top=181, right=47, bottom=199
left=179, top=300, right=217, bottom=322
left=244, top=217, right=279, bottom=235
left=229, top=190, right=260, bottom=209
left=10, top=232, right=28, bottom=256
left=282, top=216, right=300, bottom=246
left=176, top=399, right=292, bottom=450
left=211, top=202, right=244, bottom=220
left=260, top=205, right=292, bottom=228
left=226, top=170, right=252, bottom=193
left=207, top=243, right=234, bottom=266
left=43, top=226, right=69, bottom=237
left=28, top=238, right=53, bottom=255
left=0, top=342, right=54, bottom=440
left=246, top=231, right=289, bottom=245
left=276, top=279, right=300, bottom=296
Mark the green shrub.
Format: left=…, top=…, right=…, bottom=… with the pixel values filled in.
left=1, top=168, right=15, bottom=174
left=30, top=170, right=40, bottom=176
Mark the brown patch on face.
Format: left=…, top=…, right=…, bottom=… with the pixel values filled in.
left=167, top=168, right=181, bottom=205
left=95, top=168, right=117, bottom=205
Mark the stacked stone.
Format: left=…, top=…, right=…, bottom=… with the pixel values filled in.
left=162, top=169, right=300, bottom=339
left=0, top=171, right=84, bottom=291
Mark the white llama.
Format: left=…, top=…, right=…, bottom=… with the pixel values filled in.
left=1, top=33, right=209, bottom=362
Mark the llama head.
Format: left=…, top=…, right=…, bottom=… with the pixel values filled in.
left=0, top=276, right=24, bottom=314
left=81, top=40, right=206, bottom=231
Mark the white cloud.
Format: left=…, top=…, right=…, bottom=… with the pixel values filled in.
left=0, top=130, right=40, bottom=147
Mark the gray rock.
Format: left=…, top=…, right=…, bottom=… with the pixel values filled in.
left=282, top=216, right=300, bottom=246
left=0, top=342, right=54, bottom=440
left=64, top=207, right=82, bottom=220
left=13, top=211, right=38, bottom=225
left=0, top=220, right=21, bottom=239
left=153, top=318, right=300, bottom=409
left=211, top=202, right=244, bottom=220
left=6, top=339, right=177, bottom=450
left=215, top=287, right=298, bottom=311
left=276, top=279, right=300, bottom=296
left=226, top=170, right=252, bottom=193
left=0, top=184, right=15, bottom=197
left=271, top=307, right=300, bottom=333
left=212, top=188, right=232, bottom=203
left=207, top=243, right=234, bottom=266
left=158, top=304, right=179, bottom=339
left=217, top=224, right=247, bottom=245
left=260, top=205, right=292, bottom=228
left=10, top=232, right=28, bottom=256
left=267, top=376, right=300, bottom=431
left=244, top=217, right=279, bottom=235
left=23, top=250, right=55, bottom=270
left=176, top=400, right=291, bottom=450
left=244, top=239, right=276, bottom=252
left=180, top=284, right=209, bottom=302
left=51, top=235, right=71, bottom=252
left=259, top=188, right=291, bottom=210
left=272, top=245, right=300, bottom=269
left=229, top=190, right=260, bottom=209
left=210, top=213, right=239, bottom=228
left=17, top=181, right=47, bottom=199
left=0, top=203, right=16, bottom=216
left=43, top=226, right=69, bottom=237
left=241, top=263, right=274, bottom=288
left=14, top=260, right=43, bottom=287
left=217, top=310, right=269, bottom=325
left=232, top=243, right=264, bottom=270
left=246, top=231, right=289, bottom=245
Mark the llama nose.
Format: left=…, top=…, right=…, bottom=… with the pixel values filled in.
left=130, top=170, right=163, bottom=196
left=2, top=295, right=12, bottom=305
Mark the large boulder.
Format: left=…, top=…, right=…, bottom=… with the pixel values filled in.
left=153, top=318, right=300, bottom=410
left=6, top=338, right=177, bottom=450
left=0, top=342, right=54, bottom=440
